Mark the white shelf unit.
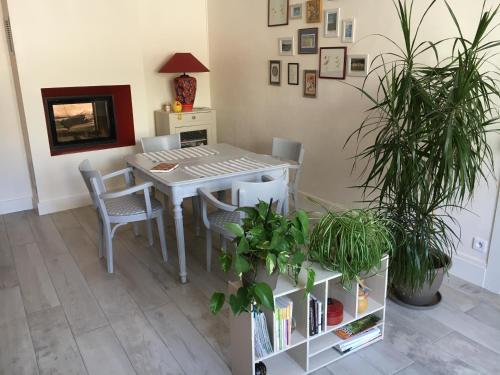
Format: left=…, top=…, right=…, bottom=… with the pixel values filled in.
left=229, top=256, right=389, bottom=375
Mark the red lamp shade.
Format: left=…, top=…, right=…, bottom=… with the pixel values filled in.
left=159, top=53, right=209, bottom=112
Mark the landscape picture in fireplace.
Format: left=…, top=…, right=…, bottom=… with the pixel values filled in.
left=42, top=85, right=136, bottom=156
left=46, top=96, right=116, bottom=147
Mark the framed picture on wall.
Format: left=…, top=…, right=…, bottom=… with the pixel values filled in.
left=298, top=27, right=319, bottom=54
left=290, top=4, right=303, bottom=19
left=306, top=0, right=322, bottom=23
left=268, top=0, right=289, bottom=27
left=324, top=8, right=340, bottom=37
left=303, top=70, right=318, bottom=98
left=269, top=60, right=282, bottom=85
left=342, top=18, right=356, bottom=43
left=347, top=54, right=370, bottom=77
left=319, top=47, right=347, bottom=79
left=279, top=37, right=295, bottom=55
left=288, top=63, right=299, bottom=85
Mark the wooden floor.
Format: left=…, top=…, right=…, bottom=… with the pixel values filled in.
left=1, top=205, right=500, bottom=375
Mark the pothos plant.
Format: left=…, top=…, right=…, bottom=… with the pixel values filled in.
left=209, top=200, right=316, bottom=315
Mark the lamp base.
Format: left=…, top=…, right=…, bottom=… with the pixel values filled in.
left=174, top=74, right=197, bottom=112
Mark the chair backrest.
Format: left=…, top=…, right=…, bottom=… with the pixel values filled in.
left=141, top=134, right=181, bottom=152
left=78, top=159, right=106, bottom=208
left=231, top=176, right=288, bottom=214
left=272, top=137, right=304, bottom=165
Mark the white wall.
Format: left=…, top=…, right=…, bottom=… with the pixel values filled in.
left=207, top=0, right=500, bottom=286
left=6, top=0, right=211, bottom=214
left=0, top=3, right=33, bottom=214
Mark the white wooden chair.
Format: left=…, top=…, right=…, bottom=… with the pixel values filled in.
left=272, top=137, right=304, bottom=209
left=140, top=134, right=181, bottom=152
left=199, top=176, right=287, bottom=271
left=141, top=134, right=203, bottom=235
left=78, top=160, right=168, bottom=273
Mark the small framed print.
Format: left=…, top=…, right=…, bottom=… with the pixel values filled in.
left=306, top=0, right=322, bottom=23
left=342, top=18, right=355, bottom=43
left=289, top=4, right=302, bottom=19
left=298, top=27, right=318, bottom=54
left=279, top=37, right=295, bottom=56
left=268, top=0, right=289, bottom=27
left=348, top=54, right=370, bottom=77
left=288, top=63, right=299, bottom=85
left=303, top=70, right=318, bottom=98
left=319, top=47, right=347, bottom=79
left=269, top=60, right=282, bottom=85
left=324, top=8, right=340, bottom=37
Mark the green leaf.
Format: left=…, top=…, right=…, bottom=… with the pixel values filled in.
left=225, top=223, right=244, bottom=237
left=277, top=252, right=288, bottom=273
left=291, top=251, right=305, bottom=266
left=209, top=292, right=225, bottom=315
left=296, top=210, right=309, bottom=236
left=236, top=206, right=258, bottom=219
left=236, top=237, right=250, bottom=255
left=265, top=253, right=277, bottom=275
left=254, top=282, right=274, bottom=311
left=229, top=294, right=243, bottom=315
left=219, top=252, right=232, bottom=273
left=306, top=269, right=315, bottom=294
left=234, top=255, right=251, bottom=275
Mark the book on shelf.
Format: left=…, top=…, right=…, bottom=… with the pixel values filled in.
left=334, top=327, right=382, bottom=354
left=253, top=311, right=273, bottom=359
left=150, top=163, right=179, bottom=173
left=334, top=314, right=381, bottom=340
left=274, top=296, right=293, bottom=351
left=309, top=294, right=323, bottom=336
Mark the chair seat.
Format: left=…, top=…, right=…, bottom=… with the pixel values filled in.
left=208, top=210, right=240, bottom=237
left=105, top=194, right=162, bottom=216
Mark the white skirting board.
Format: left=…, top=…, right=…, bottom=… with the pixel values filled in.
left=37, top=193, right=92, bottom=215
left=0, top=196, right=34, bottom=214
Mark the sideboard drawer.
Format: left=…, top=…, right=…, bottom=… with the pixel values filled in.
left=169, top=111, right=213, bottom=127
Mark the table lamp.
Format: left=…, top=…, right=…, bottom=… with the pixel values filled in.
left=159, top=53, right=209, bottom=112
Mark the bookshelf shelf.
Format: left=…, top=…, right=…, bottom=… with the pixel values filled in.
left=229, top=256, right=389, bottom=375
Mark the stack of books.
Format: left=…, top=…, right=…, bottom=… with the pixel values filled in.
left=253, top=311, right=273, bottom=359
left=309, top=294, right=324, bottom=336
left=334, top=326, right=382, bottom=353
left=274, top=296, right=293, bottom=351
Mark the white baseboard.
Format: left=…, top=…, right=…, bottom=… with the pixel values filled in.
left=450, top=253, right=486, bottom=287
left=0, top=196, right=34, bottom=214
left=37, top=193, right=92, bottom=215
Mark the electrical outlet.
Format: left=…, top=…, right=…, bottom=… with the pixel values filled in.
left=472, top=237, right=488, bottom=253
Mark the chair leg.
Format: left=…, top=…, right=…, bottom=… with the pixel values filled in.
left=146, top=219, right=154, bottom=246
left=192, top=197, right=200, bottom=237
left=132, top=222, right=140, bottom=237
left=206, top=229, right=212, bottom=272
left=156, top=215, right=168, bottom=262
left=104, top=228, right=114, bottom=274
left=97, top=216, right=104, bottom=258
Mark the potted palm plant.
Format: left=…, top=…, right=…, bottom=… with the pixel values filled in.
left=209, top=201, right=315, bottom=315
left=348, top=0, right=500, bottom=305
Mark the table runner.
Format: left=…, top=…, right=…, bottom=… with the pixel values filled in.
left=141, top=146, right=218, bottom=162
left=184, top=157, right=271, bottom=177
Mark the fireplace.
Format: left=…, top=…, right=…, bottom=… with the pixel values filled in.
left=42, top=85, right=135, bottom=156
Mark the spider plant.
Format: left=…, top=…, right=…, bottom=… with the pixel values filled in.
left=309, top=209, right=394, bottom=288
left=347, top=0, right=500, bottom=294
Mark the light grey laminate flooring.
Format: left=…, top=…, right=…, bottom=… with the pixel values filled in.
left=1, top=206, right=500, bottom=375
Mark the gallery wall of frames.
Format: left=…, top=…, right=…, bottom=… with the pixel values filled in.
left=268, top=0, right=369, bottom=98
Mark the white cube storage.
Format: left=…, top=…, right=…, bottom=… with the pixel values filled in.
left=230, top=256, right=389, bottom=375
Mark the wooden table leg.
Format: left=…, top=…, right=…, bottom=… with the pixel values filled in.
left=172, top=196, right=188, bottom=283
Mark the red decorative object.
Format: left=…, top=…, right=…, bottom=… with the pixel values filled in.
left=159, top=53, right=209, bottom=112
left=327, top=298, right=343, bottom=326
left=41, top=85, right=135, bottom=156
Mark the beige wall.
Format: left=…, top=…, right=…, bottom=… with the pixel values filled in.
left=0, top=3, right=33, bottom=214
left=6, top=0, right=211, bottom=214
left=207, top=0, right=500, bottom=286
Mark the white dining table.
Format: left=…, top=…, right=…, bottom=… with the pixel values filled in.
left=125, top=143, right=289, bottom=283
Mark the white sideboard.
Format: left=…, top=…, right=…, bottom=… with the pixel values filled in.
left=154, top=108, right=217, bottom=148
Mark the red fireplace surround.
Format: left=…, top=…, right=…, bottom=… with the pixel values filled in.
left=42, top=85, right=136, bottom=156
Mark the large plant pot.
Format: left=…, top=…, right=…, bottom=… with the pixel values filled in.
left=243, top=264, right=279, bottom=290
left=392, top=256, right=450, bottom=307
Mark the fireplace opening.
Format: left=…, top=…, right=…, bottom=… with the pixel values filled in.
left=45, top=95, right=117, bottom=150
left=42, top=85, right=136, bottom=156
